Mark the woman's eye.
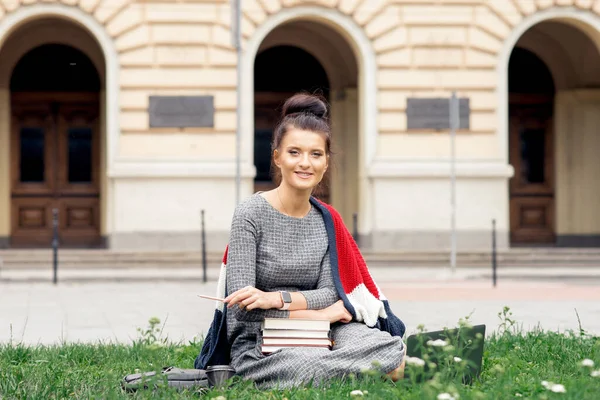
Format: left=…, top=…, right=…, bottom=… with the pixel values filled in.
left=289, top=150, right=298, bottom=155
left=312, top=152, right=322, bottom=157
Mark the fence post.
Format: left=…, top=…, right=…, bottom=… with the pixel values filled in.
left=52, top=208, right=59, bottom=285
left=492, top=219, right=497, bottom=288
left=201, top=210, right=207, bottom=283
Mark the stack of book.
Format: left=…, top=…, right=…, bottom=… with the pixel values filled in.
left=260, top=318, right=332, bottom=354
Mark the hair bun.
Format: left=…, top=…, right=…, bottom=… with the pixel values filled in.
left=281, top=93, right=328, bottom=120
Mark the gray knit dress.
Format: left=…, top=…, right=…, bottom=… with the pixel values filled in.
left=225, top=193, right=405, bottom=389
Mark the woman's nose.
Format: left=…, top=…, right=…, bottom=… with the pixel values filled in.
left=298, top=153, right=310, bottom=167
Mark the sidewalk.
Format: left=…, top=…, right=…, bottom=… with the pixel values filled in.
left=2, top=265, right=600, bottom=283
left=2, top=266, right=600, bottom=346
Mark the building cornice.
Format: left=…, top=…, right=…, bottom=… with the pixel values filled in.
left=368, top=159, right=514, bottom=179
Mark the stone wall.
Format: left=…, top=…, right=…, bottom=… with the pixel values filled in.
left=1, top=0, right=600, bottom=250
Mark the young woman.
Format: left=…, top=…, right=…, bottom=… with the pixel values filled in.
left=200, top=93, right=406, bottom=389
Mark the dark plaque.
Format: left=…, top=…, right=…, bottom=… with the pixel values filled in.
left=149, top=96, right=214, bottom=128
left=406, top=97, right=470, bottom=130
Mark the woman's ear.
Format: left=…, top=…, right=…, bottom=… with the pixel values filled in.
left=273, top=149, right=280, bottom=167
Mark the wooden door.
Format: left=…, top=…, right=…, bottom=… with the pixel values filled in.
left=509, top=94, right=555, bottom=244
left=254, top=91, right=331, bottom=203
left=10, top=93, right=101, bottom=248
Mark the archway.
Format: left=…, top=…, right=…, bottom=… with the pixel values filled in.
left=508, top=47, right=555, bottom=244
left=0, top=18, right=105, bottom=248
left=252, top=19, right=359, bottom=226
left=508, top=20, right=600, bottom=246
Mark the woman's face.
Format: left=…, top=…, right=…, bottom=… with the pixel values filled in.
left=274, top=128, right=329, bottom=193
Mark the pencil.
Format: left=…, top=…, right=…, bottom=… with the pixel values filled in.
left=197, top=294, right=227, bottom=302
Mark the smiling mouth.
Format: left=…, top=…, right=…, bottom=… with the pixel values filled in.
left=295, top=172, right=313, bottom=178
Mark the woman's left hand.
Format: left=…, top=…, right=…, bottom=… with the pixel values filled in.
left=225, top=286, right=283, bottom=311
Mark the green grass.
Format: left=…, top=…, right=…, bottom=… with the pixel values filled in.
left=1, top=308, right=600, bottom=399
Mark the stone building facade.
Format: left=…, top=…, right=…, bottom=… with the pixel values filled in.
left=1, top=0, right=600, bottom=252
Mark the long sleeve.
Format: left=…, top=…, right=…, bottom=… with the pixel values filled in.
left=226, top=206, right=289, bottom=322
left=298, top=248, right=339, bottom=310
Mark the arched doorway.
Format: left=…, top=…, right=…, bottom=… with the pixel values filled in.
left=9, top=42, right=102, bottom=248
left=508, top=47, right=555, bottom=244
left=508, top=20, right=600, bottom=246
left=252, top=20, right=359, bottom=225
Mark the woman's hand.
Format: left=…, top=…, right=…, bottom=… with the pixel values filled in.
left=225, top=286, right=283, bottom=311
left=321, top=300, right=352, bottom=324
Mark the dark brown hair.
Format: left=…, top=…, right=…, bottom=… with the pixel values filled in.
left=271, top=93, right=331, bottom=153
left=270, top=93, right=332, bottom=185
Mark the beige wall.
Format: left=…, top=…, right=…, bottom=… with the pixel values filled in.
left=0, top=0, right=597, bottom=156
left=115, top=1, right=237, bottom=153
left=1, top=0, right=600, bottom=249
left=108, top=0, right=510, bottom=149
left=555, top=89, right=600, bottom=236
left=378, top=134, right=499, bottom=160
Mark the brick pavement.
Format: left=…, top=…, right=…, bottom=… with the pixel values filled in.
left=1, top=270, right=600, bottom=346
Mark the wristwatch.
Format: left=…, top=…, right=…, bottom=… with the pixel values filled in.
left=278, top=291, right=292, bottom=310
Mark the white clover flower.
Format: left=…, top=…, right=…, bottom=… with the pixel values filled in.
left=427, top=339, right=448, bottom=347
left=541, top=381, right=549, bottom=388
left=436, top=393, right=458, bottom=400
left=591, top=370, right=600, bottom=377
left=515, top=394, right=522, bottom=397
left=350, top=390, right=364, bottom=397
left=453, top=357, right=462, bottom=362
left=406, top=356, right=426, bottom=366
left=581, top=359, right=595, bottom=367
left=550, top=384, right=566, bottom=393
left=443, top=345, right=456, bottom=354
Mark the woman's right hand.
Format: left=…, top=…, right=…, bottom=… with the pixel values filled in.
left=322, top=300, right=352, bottom=324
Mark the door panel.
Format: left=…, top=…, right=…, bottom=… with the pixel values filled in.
left=10, top=197, right=55, bottom=247
left=510, top=197, right=555, bottom=243
left=11, top=103, right=55, bottom=196
left=57, top=103, right=100, bottom=196
left=57, top=197, right=100, bottom=247
left=509, top=96, right=555, bottom=244
left=10, top=93, right=101, bottom=248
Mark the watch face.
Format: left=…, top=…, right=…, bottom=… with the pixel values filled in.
left=282, top=291, right=292, bottom=303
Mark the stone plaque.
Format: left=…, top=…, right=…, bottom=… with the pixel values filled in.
left=406, top=97, right=470, bottom=130
left=149, top=96, right=214, bottom=128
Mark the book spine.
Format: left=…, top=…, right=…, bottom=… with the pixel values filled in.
left=262, top=330, right=330, bottom=339
left=261, top=343, right=332, bottom=354
left=263, top=338, right=332, bottom=346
